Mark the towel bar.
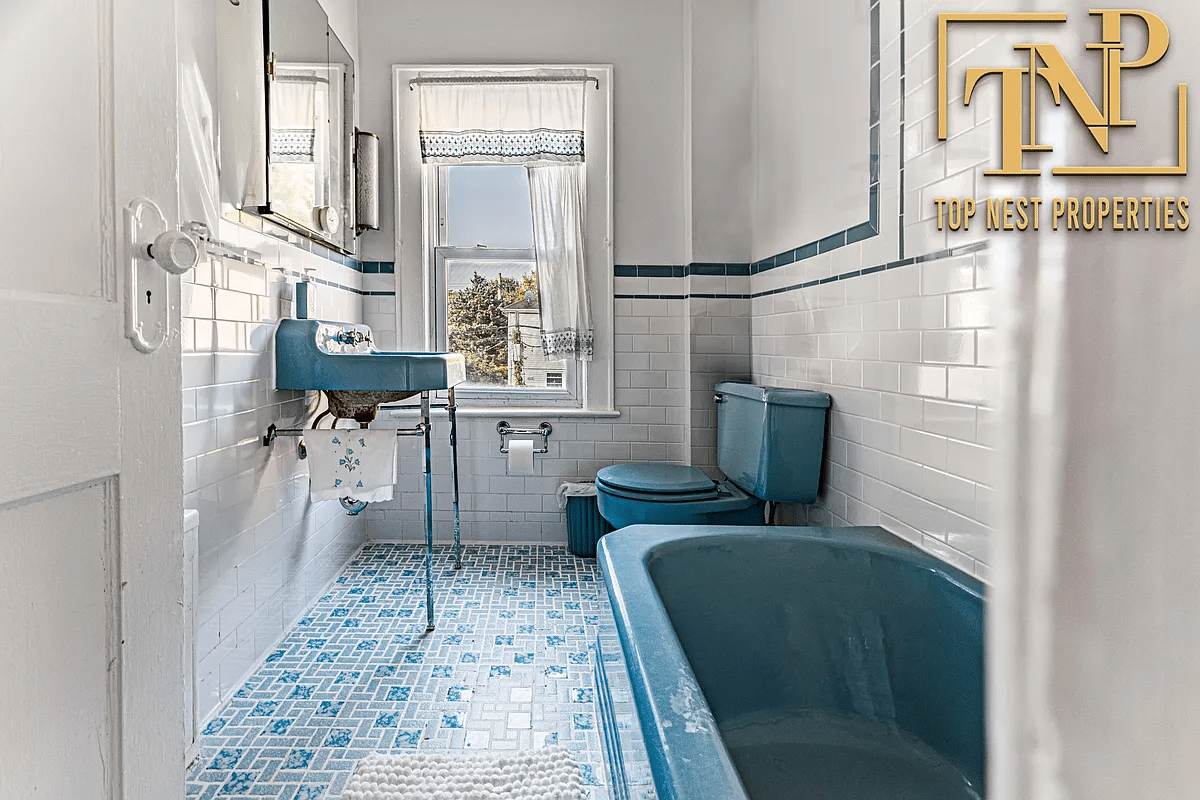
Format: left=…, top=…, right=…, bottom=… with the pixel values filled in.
left=262, top=422, right=428, bottom=447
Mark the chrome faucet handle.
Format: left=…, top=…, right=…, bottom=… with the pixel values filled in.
left=335, top=328, right=367, bottom=345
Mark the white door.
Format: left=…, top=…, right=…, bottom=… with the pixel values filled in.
left=0, top=1, right=184, bottom=799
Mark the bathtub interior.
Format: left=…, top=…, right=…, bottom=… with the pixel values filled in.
left=645, top=531, right=985, bottom=798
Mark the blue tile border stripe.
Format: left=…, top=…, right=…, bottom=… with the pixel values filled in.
left=614, top=263, right=751, bottom=279
left=612, top=240, right=986, bottom=302
left=750, top=240, right=987, bottom=299
left=279, top=268, right=397, bottom=298
left=362, top=261, right=397, bottom=274
left=297, top=244, right=389, bottom=275
left=283, top=247, right=396, bottom=275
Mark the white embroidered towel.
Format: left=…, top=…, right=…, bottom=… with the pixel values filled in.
left=305, top=429, right=398, bottom=503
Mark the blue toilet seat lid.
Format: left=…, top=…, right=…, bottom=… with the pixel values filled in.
left=596, top=463, right=717, bottom=495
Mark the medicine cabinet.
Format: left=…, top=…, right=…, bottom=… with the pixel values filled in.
left=215, top=0, right=355, bottom=253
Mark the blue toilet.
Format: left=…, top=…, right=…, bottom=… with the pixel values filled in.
left=596, top=381, right=831, bottom=529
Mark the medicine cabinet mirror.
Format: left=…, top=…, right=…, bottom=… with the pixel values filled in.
left=216, top=0, right=355, bottom=253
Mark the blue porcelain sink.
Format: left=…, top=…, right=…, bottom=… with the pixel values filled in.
left=275, top=319, right=466, bottom=398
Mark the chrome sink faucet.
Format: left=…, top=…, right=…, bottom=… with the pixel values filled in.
left=334, top=328, right=368, bottom=346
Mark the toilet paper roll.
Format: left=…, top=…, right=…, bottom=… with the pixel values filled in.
left=507, top=439, right=535, bottom=475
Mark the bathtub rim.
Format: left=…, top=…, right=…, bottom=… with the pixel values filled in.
left=597, top=524, right=984, bottom=800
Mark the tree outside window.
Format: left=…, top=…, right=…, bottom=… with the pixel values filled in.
left=448, top=269, right=558, bottom=387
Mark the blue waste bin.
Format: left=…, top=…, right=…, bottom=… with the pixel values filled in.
left=559, top=483, right=615, bottom=557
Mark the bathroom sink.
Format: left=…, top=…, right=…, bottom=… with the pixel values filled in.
left=275, top=319, right=466, bottom=399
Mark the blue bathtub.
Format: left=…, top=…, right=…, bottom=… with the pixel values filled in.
left=597, top=525, right=985, bottom=800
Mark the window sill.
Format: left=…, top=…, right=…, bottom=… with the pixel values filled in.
left=379, top=406, right=620, bottom=420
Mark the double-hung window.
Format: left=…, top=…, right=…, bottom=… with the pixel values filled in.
left=429, top=164, right=578, bottom=403
left=391, top=65, right=614, bottom=413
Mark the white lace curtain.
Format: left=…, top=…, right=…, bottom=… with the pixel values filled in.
left=529, top=163, right=592, bottom=360
left=418, top=71, right=593, bottom=360
left=271, top=71, right=321, bottom=163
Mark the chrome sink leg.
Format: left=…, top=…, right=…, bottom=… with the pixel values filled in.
left=448, top=387, right=463, bottom=570
left=421, top=391, right=435, bottom=632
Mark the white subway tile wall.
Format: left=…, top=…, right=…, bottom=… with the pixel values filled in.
left=183, top=218, right=370, bottom=721
left=363, top=294, right=692, bottom=544
left=690, top=280, right=752, bottom=476
left=749, top=0, right=996, bottom=580
left=361, top=268, right=397, bottom=349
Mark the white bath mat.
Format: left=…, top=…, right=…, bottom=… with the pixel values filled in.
left=341, top=746, right=585, bottom=800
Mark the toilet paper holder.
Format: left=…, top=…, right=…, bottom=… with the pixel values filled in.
left=497, top=421, right=552, bottom=454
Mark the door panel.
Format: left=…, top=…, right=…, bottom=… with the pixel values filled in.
left=0, top=0, right=107, bottom=298
left=0, top=481, right=117, bottom=800
left=0, top=294, right=120, bottom=506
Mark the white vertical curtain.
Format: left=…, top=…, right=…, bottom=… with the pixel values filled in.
left=528, top=163, right=593, bottom=361
left=417, top=71, right=593, bottom=360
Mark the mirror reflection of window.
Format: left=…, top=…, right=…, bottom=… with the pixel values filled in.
left=269, top=62, right=344, bottom=239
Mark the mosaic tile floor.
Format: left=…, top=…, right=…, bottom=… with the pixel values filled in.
left=186, top=543, right=645, bottom=800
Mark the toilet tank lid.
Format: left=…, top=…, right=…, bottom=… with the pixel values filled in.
left=715, top=381, right=831, bottom=408
left=597, top=463, right=716, bottom=494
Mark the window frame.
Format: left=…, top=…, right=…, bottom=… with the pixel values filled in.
left=391, top=64, right=614, bottom=413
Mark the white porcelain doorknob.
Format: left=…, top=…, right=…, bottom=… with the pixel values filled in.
left=148, top=229, right=200, bottom=274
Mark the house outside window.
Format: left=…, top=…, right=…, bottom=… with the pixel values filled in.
left=501, top=292, right=561, bottom=388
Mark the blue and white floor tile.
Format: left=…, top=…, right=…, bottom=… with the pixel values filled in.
left=186, top=543, right=639, bottom=800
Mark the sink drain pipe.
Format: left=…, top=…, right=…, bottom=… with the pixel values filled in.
left=340, top=497, right=368, bottom=515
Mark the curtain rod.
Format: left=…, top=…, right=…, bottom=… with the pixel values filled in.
left=409, top=75, right=599, bottom=91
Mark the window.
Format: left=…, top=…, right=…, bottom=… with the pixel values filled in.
left=392, top=65, right=614, bottom=412
left=431, top=166, right=572, bottom=395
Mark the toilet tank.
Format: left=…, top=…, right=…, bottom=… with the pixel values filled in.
left=715, top=381, right=831, bottom=503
